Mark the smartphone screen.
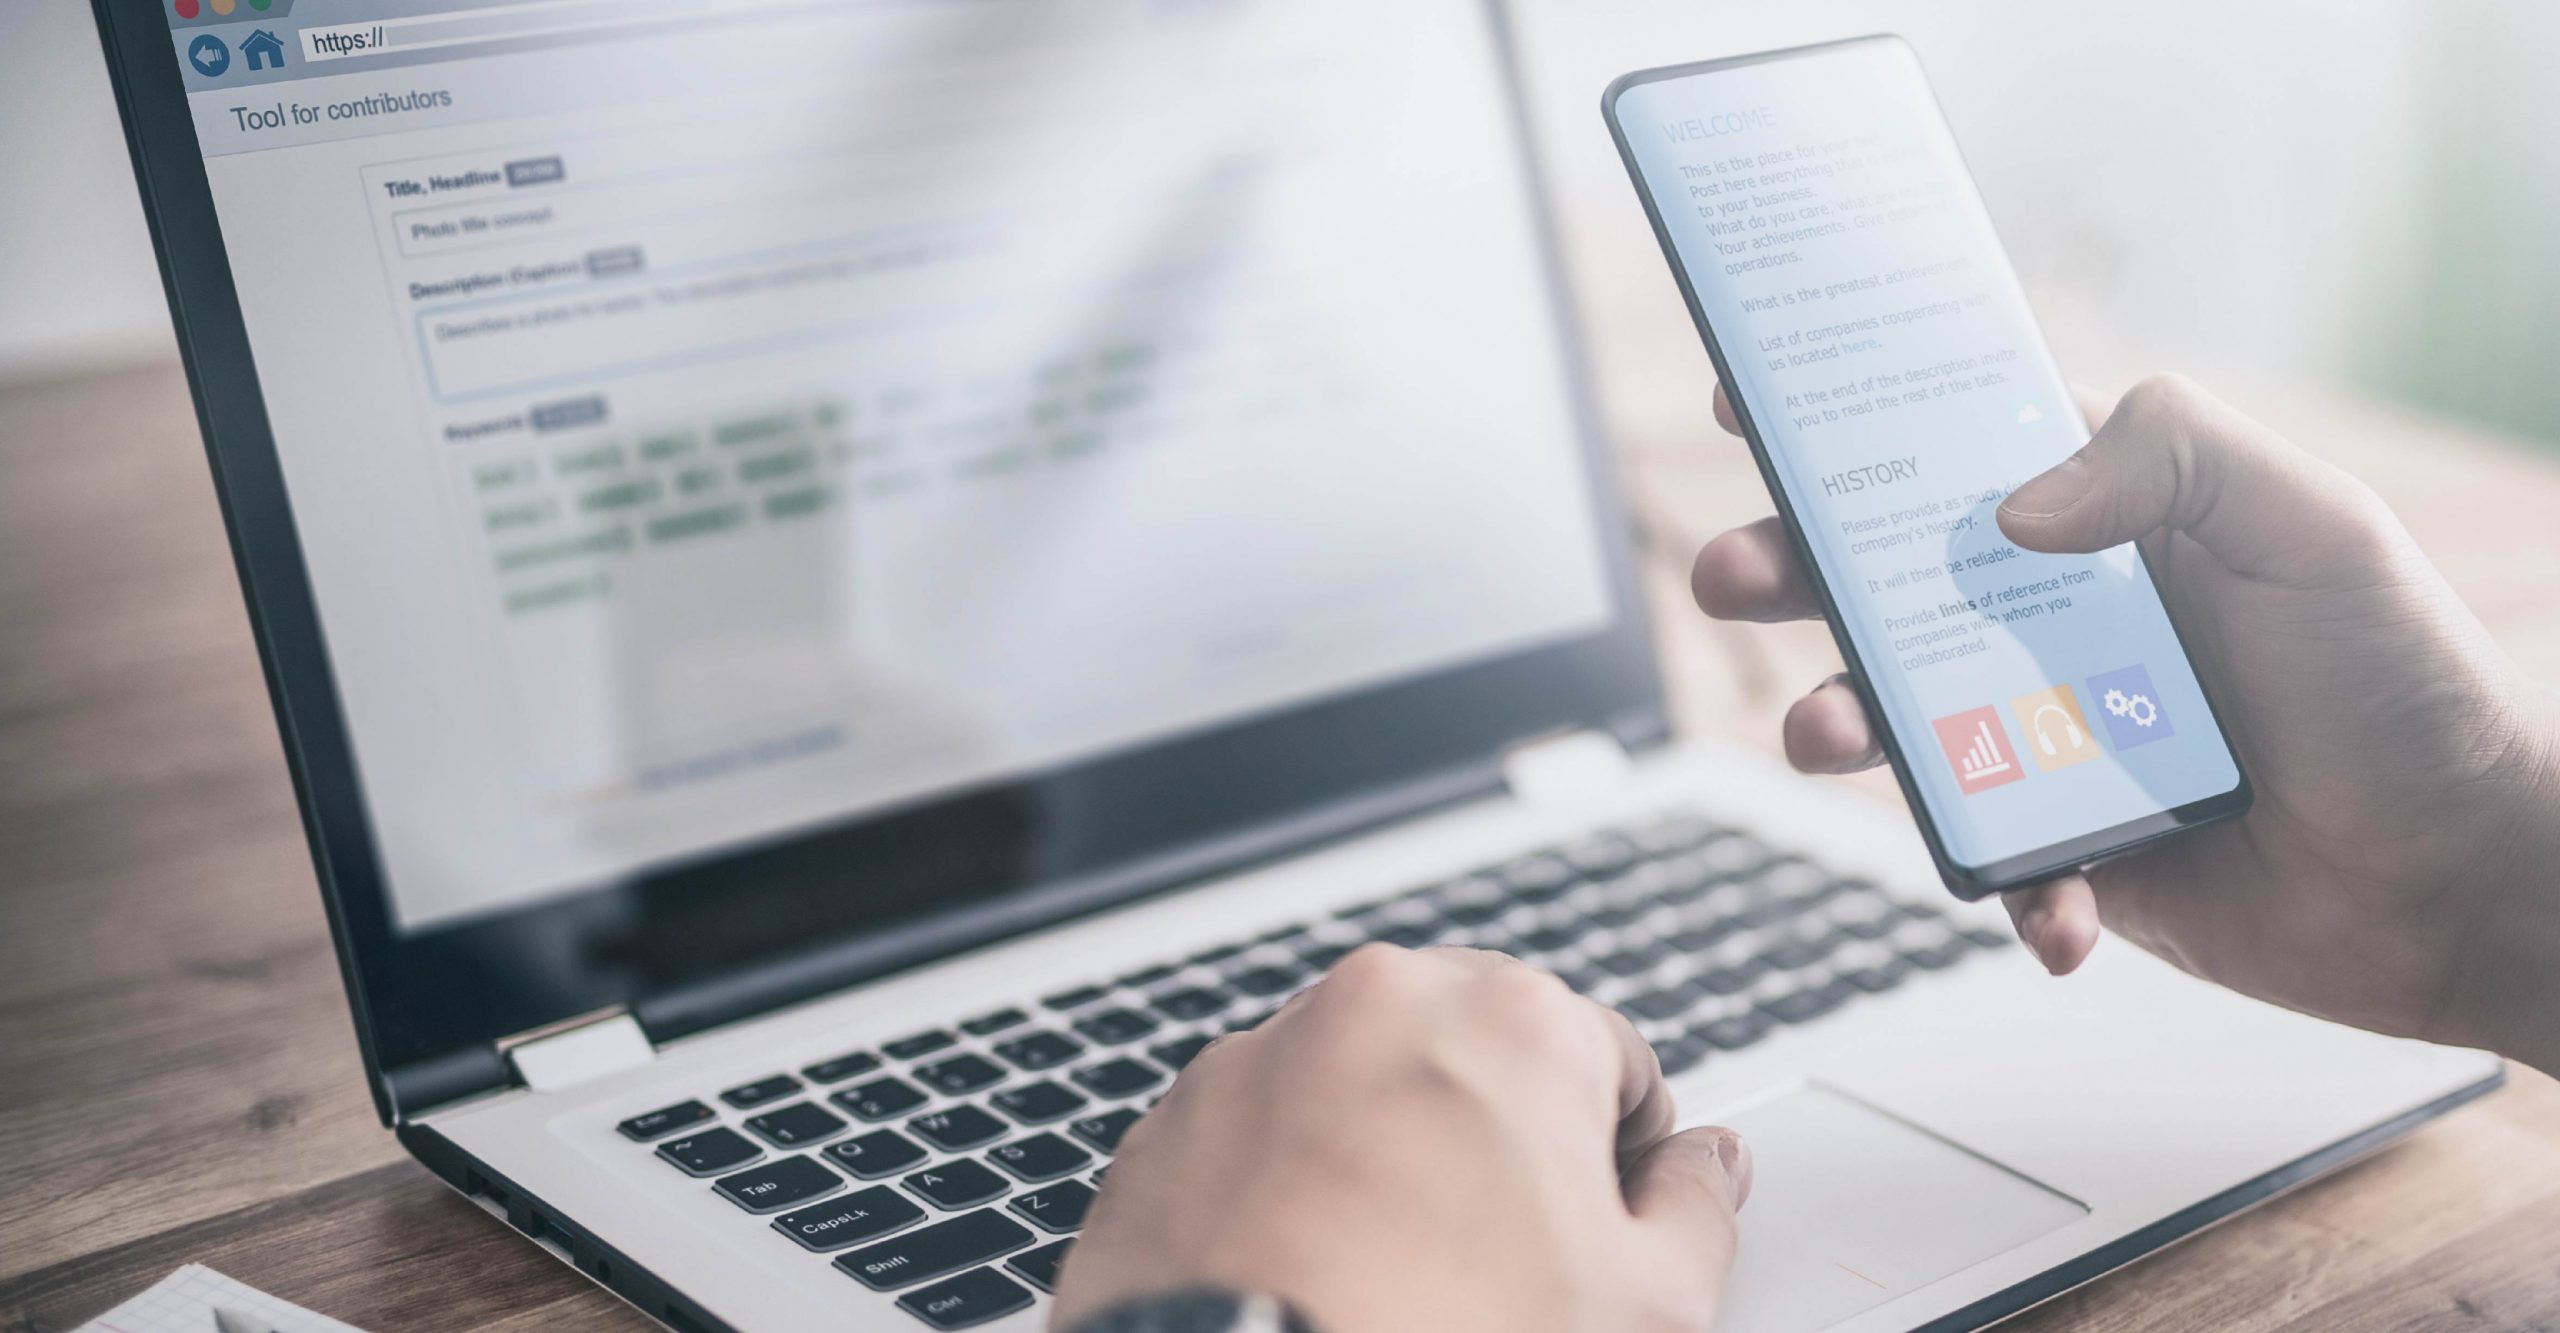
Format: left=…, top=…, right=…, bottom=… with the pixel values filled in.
left=1605, top=37, right=2247, bottom=892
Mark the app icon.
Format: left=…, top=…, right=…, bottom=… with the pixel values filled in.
left=187, top=32, right=230, bottom=78
left=1932, top=706, right=2024, bottom=794
left=242, top=28, right=288, bottom=72
left=2088, top=664, right=2175, bottom=750
left=2010, top=685, right=2101, bottom=772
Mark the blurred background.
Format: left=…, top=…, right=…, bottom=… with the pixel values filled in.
left=10, top=0, right=2560, bottom=448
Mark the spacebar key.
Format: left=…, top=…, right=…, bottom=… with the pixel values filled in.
left=836, top=1210, right=1033, bottom=1290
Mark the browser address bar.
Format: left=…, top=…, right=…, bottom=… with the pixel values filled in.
left=297, top=0, right=794, bottom=63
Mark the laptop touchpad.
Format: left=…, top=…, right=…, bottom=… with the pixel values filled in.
left=1697, top=1083, right=2088, bottom=1332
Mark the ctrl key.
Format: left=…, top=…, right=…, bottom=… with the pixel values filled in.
left=896, top=1266, right=1034, bottom=1329
left=836, top=1209, right=1033, bottom=1290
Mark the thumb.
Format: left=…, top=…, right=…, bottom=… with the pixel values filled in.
left=1996, top=374, right=2395, bottom=583
left=1625, top=1125, right=1752, bottom=1278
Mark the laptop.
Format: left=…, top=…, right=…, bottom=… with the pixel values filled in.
left=92, top=1, right=2499, bottom=1329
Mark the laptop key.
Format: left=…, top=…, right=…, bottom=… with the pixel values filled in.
left=992, top=1080, right=1089, bottom=1125
left=657, top=1126, right=762, bottom=1176
left=835, top=1077, right=930, bottom=1122
left=714, top=1154, right=842, bottom=1213
left=1006, top=1238, right=1075, bottom=1293
left=991, top=1029, right=1085, bottom=1071
left=1518, top=923, right=1587, bottom=954
left=618, top=1099, right=714, bottom=1141
left=1147, top=1033, right=1215, bottom=1072
left=1297, top=943, right=1354, bottom=971
left=959, top=1008, right=1028, bottom=1037
left=720, top=1074, right=802, bottom=1110
left=1068, top=1106, right=1143, bottom=1154
left=897, top=1266, right=1036, bottom=1329
left=1593, top=943, right=1668, bottom=977
left=1620, top=988, right=1697, bottom=1022
left=1763, top=978, right=1855, bottom=1025
left=903, top=1159, right=1011, bottom=1210
left=1563, top=833, right=1639, bottom=876
left=910, top=1104, right=1010, bottom=1153
left=1654, top=1035, right=1709, bottom=1078
left=1227, top=964, right=1302, bottom=997
left=1041, top=984, right=1110, bottom=1011
left=802, top=1051, right=883, bottom=1084
left=774, top=1185, right=927, bottom=1251
left=917, top=1054, right=1009, bottom=1097
left=746, top=1101, right=848, bottom=1148
left=988, top=1132, right=1093, bottom=1183
left=1071, top=1007, right=1160, bottom=1045
left=1148, top=986, right=1231, bottom=1021
left=1367, top=922, right=1438, bottom=949
left=1116, top=963, right=1180, bottom=989
left=837, top=1210, right=1034, bottom=1290
left=1697, top=1012, right=1774, bottom=1050
left=826, top=1129, right=931, bottom=1180
left=1008, top=1178, right=1097, bottom=1233
left=1500, top=854, right=1574, bottom=899
left=1633, top=813, right=1718, bottom=855
left=884, top=1030, right=959, bottom=1060
left=1072, top=1058, right=1164, bottom=1100
left=1693, top=959, right=1767, bottom=995
left=1845, top=957, right=1913, bottom=992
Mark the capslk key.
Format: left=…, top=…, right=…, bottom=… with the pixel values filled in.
left=773, top=1186, right=926, bottom=1251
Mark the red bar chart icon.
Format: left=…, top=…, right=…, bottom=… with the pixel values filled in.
left=1932, top=706, right=2024, bottom=794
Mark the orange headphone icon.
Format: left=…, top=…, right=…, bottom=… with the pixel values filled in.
left=2031, top=703, right=2085, bottom=756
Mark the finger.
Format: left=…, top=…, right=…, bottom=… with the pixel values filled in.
left=1781, top=675, right=1883, bottom=774
left=1691, top=517, right=1822, bottom=623
left=1428, top=947, right=1681, bottom=1158
left=1713, top=380, right=1741, bottom=437
left=1593, top=998, right=1680, bottom=1160
left=1998, top=374, right=2397, bottom=581
left=1624, top=1126, right=1751, bottom=1293
left=2001, top=876, right=2101, bottom=975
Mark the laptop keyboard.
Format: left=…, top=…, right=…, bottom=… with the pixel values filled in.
left=612, top=810, right=2005, bottom=1328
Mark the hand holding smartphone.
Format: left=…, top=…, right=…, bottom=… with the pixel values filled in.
left=1604, top=37, right=2249, bottom=897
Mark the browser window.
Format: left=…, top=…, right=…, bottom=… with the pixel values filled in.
left=168, top=0, right=1617, bottom=929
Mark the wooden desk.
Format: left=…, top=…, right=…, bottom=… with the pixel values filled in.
left=4, top=361, right=2557, bottom=1331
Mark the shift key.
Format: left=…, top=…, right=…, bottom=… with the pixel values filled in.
left=835, top=1210, right=1032, bottom=1290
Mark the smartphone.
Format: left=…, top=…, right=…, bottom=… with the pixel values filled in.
left=1604, top=35, right=2249, bottom=897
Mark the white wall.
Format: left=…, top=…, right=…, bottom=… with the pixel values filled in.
left=0, top=0, right=2453, bottom=402
left=0, top=0, right=177, bottom=379
left=1505, top=0, right=2431, bottom=424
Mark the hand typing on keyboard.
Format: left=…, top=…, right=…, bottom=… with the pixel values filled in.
left=1692, top=374, right=2560, bottom=1076
left=1052, top=944, right=1753, bottom=1333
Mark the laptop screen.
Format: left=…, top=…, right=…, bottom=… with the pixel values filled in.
left=159, top=0, right=1621, bottom=932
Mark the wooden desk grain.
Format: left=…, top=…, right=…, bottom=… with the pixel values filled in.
left=2, top=361, right=2556, bottom=1331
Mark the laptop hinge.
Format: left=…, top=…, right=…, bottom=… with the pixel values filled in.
left=500, top=1006, right=656, bottom=1093
left=1501, top=729, right=1635, bottom=807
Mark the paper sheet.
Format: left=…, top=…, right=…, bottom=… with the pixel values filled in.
left=76, top=1265, right=371, bottom=1333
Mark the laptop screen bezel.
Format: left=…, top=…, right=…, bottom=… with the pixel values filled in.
left=90, top=0, right=1668, bottom=1120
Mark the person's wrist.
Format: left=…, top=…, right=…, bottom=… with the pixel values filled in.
left=2440, top=685, right=2560, bottom=1076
